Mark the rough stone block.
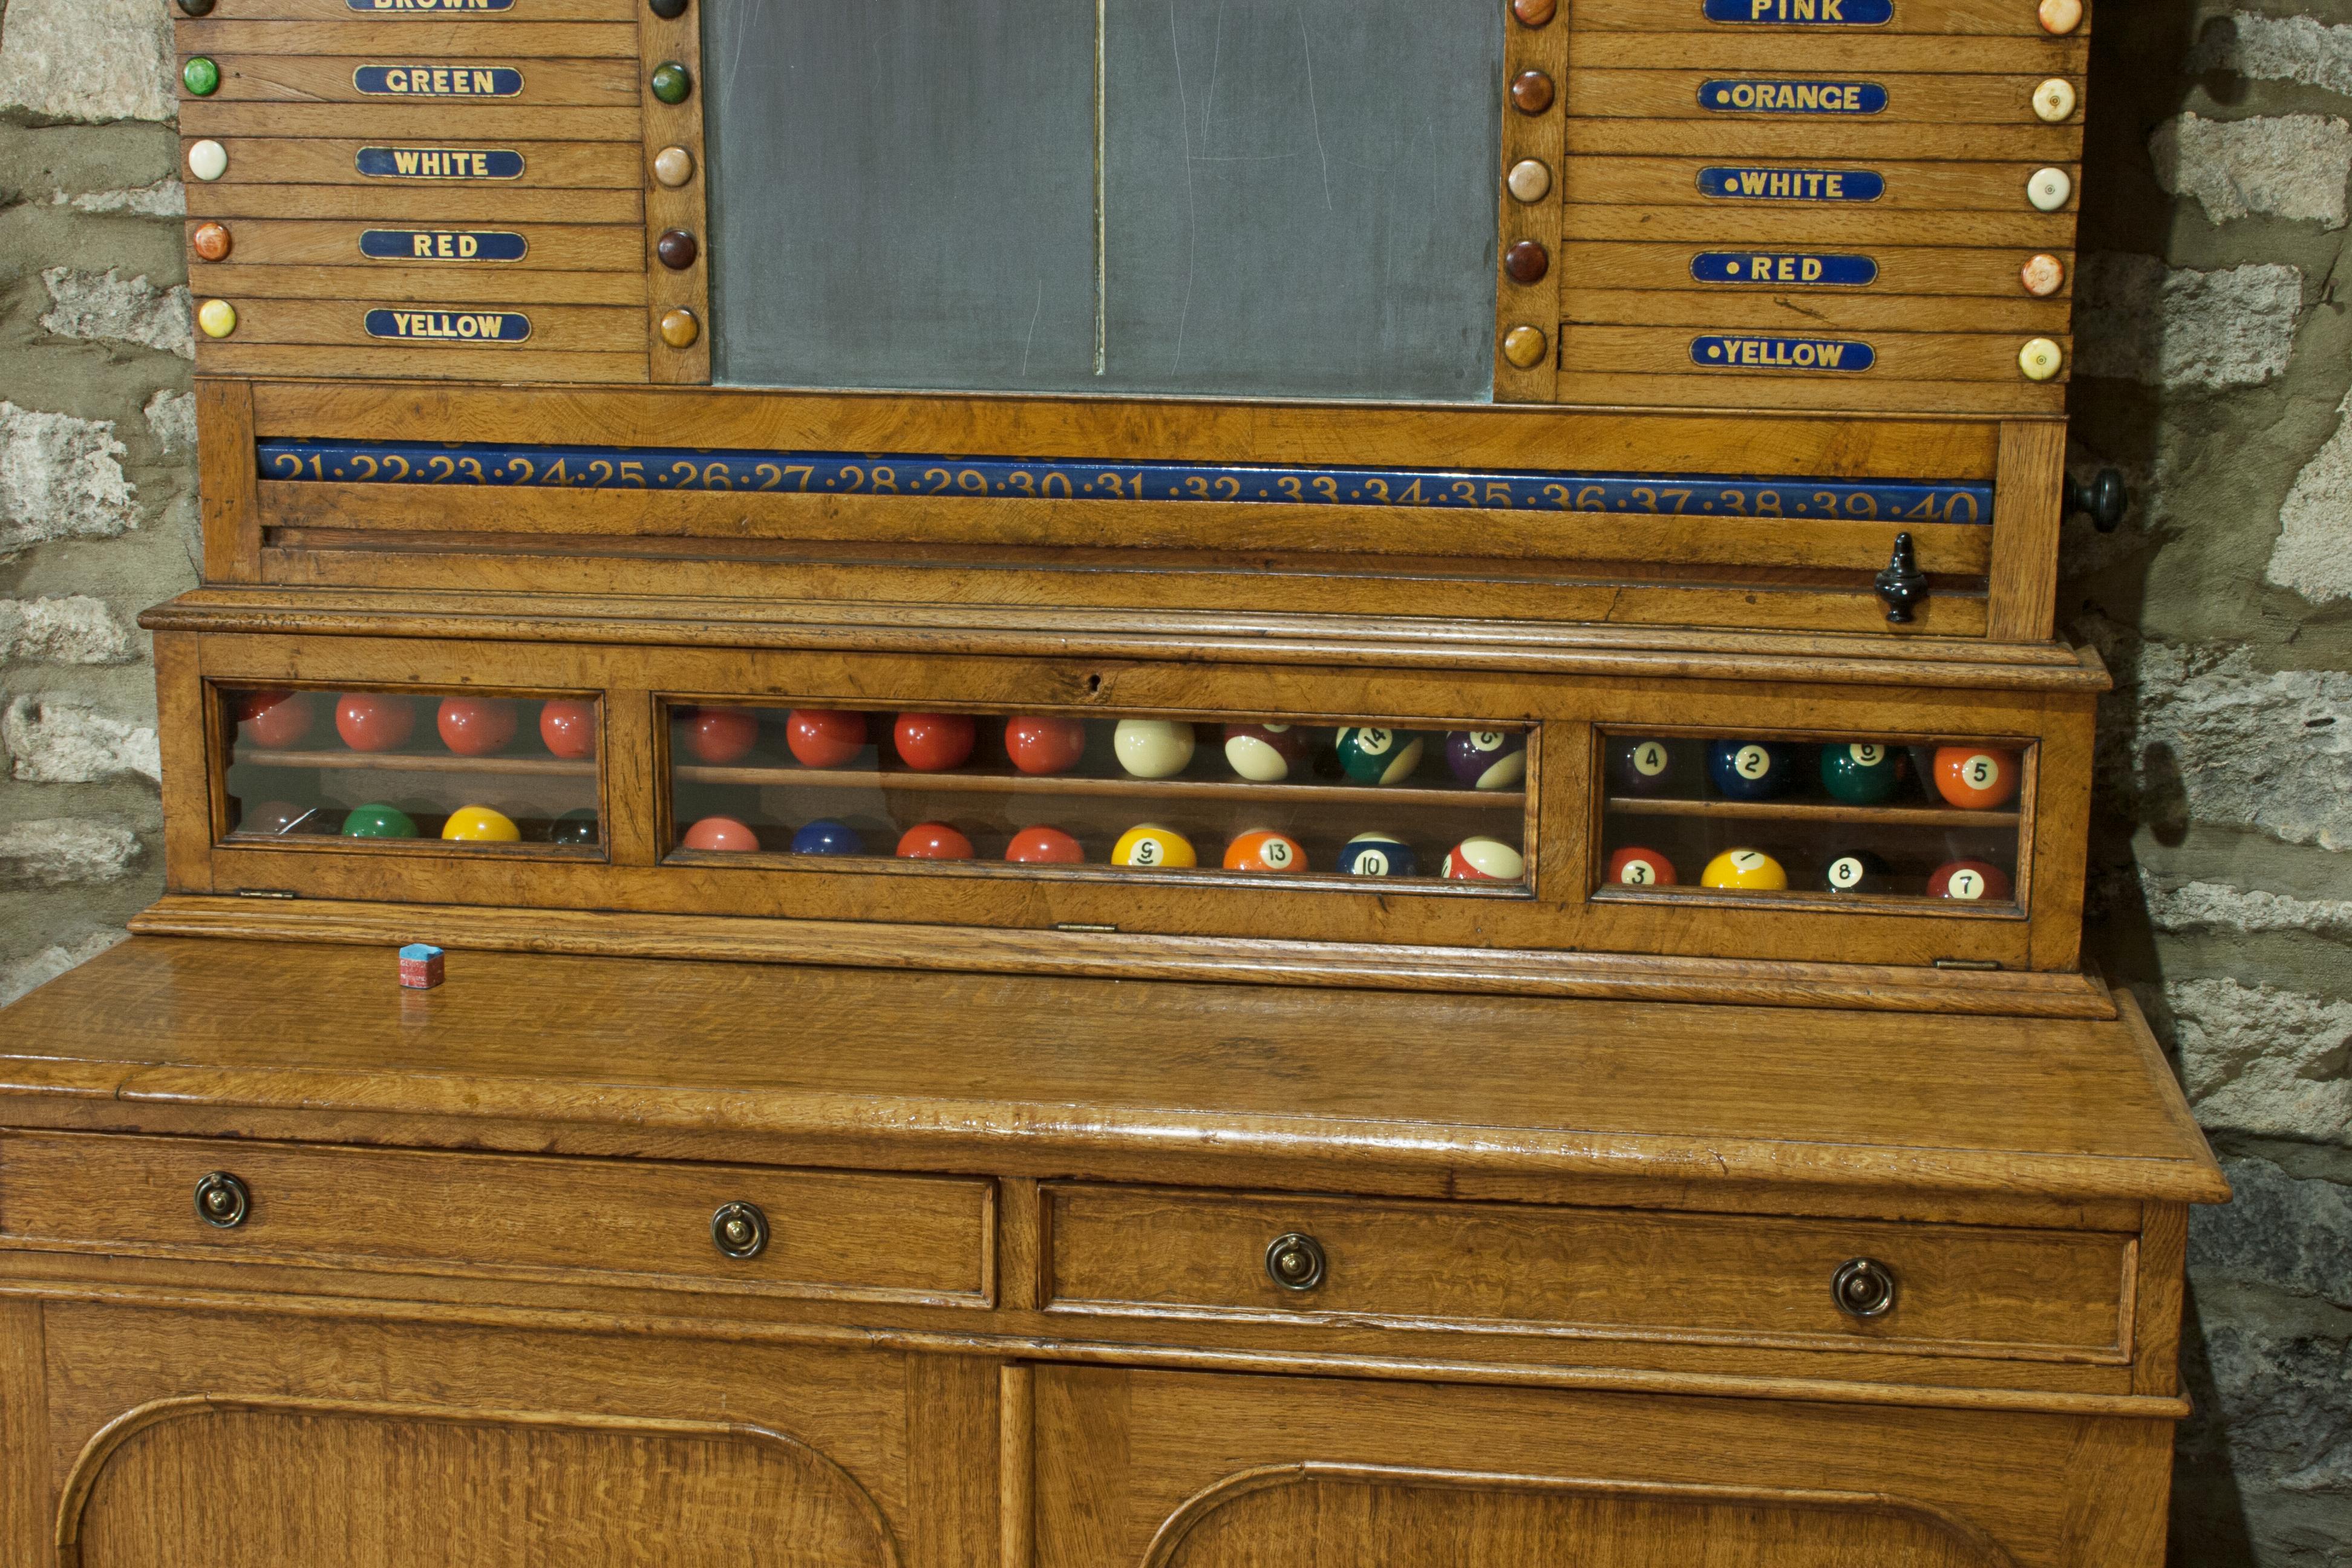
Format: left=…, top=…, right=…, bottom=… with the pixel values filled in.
left=1, top=697, right=161, bottom=785
left=40, top=269, right=194, bottom=361
left=143, top=390, right=195, bottom=458
left=2190, top=10, right=2352, bottom=99
left=0, top=931, right=126, bottom=1009
left=2189, top=1319, right=2352, bottom=1497
left=0, top=402, right=138, bottom=554
left=0, top=819, right=141, bottom=889
left=0, top=0, right=177, bottom=124
left=0, top=596, right=135, bottom=665
left=52, top=179, right=186, bottom=218
left=2151, top=112, right=2352, bottom=227
left=2073, top=254, right=2302, bottom=390
left=2272, top=388, right=2352, bottom=606
left=2143, top=874, right=2352, bottom=945
left=2166, top=979, right=2352, bottom=1148
left=2190, top=1156, right=2352, bottom=1307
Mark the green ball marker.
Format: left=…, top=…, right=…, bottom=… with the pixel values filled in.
left=1820, top=742, right=1901, bottom=805
left=342, top=803, right=418, bottom=839
left=1333, top=726, right=1425, bottom=786
left=182, top=57, right=221, bottom=97
left=650, top=61, right=693, bottom=104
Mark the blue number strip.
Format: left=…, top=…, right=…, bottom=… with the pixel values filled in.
left=257, top=440, right=1991, bottom=525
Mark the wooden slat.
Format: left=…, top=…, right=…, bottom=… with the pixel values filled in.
left=641, top=0, right=707, bottom=384
left=185, top=137, right=641, bottom=188
left=1567, top=121, right=2080, bottom=158
left=1570, top=34, right=2087, bottom=72
left=195, top=378, right=261, bottom=583
left=191, top=54, right=638, bottom=105
left=182, top=101, right=638, bottom=138
left=1566, top=155, right=2075, bottom=211
left=188, top=218, right=642, bottom=270
left=198, top=262, right=646, bottom=304
left=1498, top=7, right=1571, bottom=403
left=186, top=181, right=642, bottom=223
left=1571, top=0, right=2093, bottom=36
left=200, top=0, right=638, bottom=18
left=1985, top=417, right=2065, bottom=642
left=1564, top=325, right=2065, bottom=381
left=1566, top=290, right=2071, bottom=333
left=198, top=342, right=648, bottom=381
left=1559, top=242, right=2071, bottom=298
left=1563, top=205, right=2073, bottom=247
left=176, top=19, right=640, bottom=55
left=1549, top=371, right=2062, bottom=415
left=1567, top=70, right=2082, bottom=124
left=197, top=296, right=637, bottom=351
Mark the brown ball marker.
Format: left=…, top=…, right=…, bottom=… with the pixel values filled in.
left=656, top=229, right=699, bottom=270
left=1504, top=240, right=1549, bottom=286
left=191, top=222, right=232, bottom=263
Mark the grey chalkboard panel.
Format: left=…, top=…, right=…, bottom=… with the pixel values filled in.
left=704, top=0, right=1501, bottom=403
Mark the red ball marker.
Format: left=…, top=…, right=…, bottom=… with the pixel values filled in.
left=786, top=708, right=867, bottom=768
left=436, top=696, right=517, bottom=757
left=538, top=699, right=597, bottom=759
left=335, top=692, right=416, bottom=753
left=897, top=822, right=975, bottom=859
left=1005, top=715, right=1086, bottom=776
left=681, top=815, right=760, bottom=852
left=679, top=707, right=760, bottom=764
left=894, top=712, right=976, bottom=772
left=1005, top=826, right=1085, bottom=864
left=235, top=690, right=314, bottom=750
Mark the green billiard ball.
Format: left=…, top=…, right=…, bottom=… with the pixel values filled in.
left=341, top=802, right=417, bottom=839
left=549, top=808, right=599, bottom=846
left=650, top=61, right=693, bottom=104
left=182, top=57, right=221, bottom=97
left=1820, top=741, right=1900, bottom=805
left=1333, top=726, right=1424, bottom=785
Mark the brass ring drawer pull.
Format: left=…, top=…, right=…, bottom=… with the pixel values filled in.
left=1264, top=1232, right=1327, bottom=1292
left=710, top=1201, right=770, bottom=1261
left=1832, top=1256, right=1897, bottom=1319
left=192, top=1171, right=250, bottom=1229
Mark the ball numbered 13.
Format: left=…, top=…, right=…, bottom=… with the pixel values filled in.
left=1701, top=848, right=1788, bottom=890
left=1112, top=823, right=1197, bottom=869
left=1605, top=846, right=1677, bottom=886
left=1443, top=730, right=1526, bottom=789
left=1337, top=832, right=1416, bottom=877
left=1707, top=740, right=1797, bottom=801
left=1334, top=726, right=1424, bottom=785
left=1223, top=829, right=1305, bottom=872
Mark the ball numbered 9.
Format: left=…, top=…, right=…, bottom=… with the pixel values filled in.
left=1443, top=729, right=1527, bottom=789
left=1707, top=739, right=1797, bottom=802
left=1112, top=823, right=1197, bottom=869
left=1334, top=726, right=1425, bottom=785
left=1337, top=832, right=1416, bottom=877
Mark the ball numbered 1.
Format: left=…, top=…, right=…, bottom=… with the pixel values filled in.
left=1821, top=848, right=1892, bottom=893
left=1223, top=829, right=1305, bottom=872
left=1605, top=846, right=1677, bottom=886
left=1444, top=729, right=1527, bottom=789
left=1113, top=719, right=1195, bottom=780
left=1337, top=832, right=1416, bottom=877
left=1334, top=726, right=1423, bottom=785
left=1934, top=746, right=2020, bottom=810
left=1223, top=723, right=1311, bottom=782
left=1701, top=848, right=1788, bottom=890
left=1928, top=858, right=2013, bottom=901
left=1443, top=836, right=1525, bottom=881
left=1820, top=742, right=1900, bottom=805
left=1707, top=740, right=1797, bottom=801
left=1612, top=737, right=1676, bottom=797
left=1112, top=823, right=1197, bottom=869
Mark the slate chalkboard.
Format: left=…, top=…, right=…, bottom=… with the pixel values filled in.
left=704, top=0, right=1502, bottom=403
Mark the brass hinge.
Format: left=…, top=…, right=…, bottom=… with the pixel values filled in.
left=1932, top=958, right=2002, bottom=971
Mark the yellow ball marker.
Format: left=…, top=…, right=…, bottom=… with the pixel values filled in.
left=441, top=805, right=521, bottom=843
left=196, top=298, right=238, bottom=339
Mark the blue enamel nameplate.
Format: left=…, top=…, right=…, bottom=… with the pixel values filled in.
left=1698, top=167, right=1884, bottom=201
left=256, top=440, right=1988, bottom=524
left=1700, top=79, right=1887, bottom=114
left=354, top=65, right=523, bottom=97
left=1704, top=0, right=1892, bottom=22
left=357, top=146, right=524, bottom=180
left=1693, top=334, right=1875, bottom=371
left=350, top=0, right=514, bottom=10
left=361, top=229, right=528, bottom=262
left=362, top=309, right=532, bottom=343
left=1693, top=252, right=1879, bottom=286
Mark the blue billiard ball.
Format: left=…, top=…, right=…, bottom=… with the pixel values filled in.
left=1337, top=832, right=1417, bottom=877
left=1707, top=739, right=1798, bottom=801
left=789, top=817, right=864, bottom=855
left=1610, top=737, right=1676, bottom=797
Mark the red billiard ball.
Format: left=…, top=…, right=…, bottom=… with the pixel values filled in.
left=1927, top=859, right=2013, bottom=901
left=895, top=712, right=976, bottom=772
left=897, top=822, right=975, bottom=859
left=1605, top=845, right=1677, bottom=886
left=1006, top=715, right=1087, bottom=776
left=235, top=690, right=314, bottom=750
left=335, top=691, right=416, bottom=753
left=436, top=696, right=517, bottom=756
left=1222, top=723, right=1312, bottom=782
left=681, top=815, right=760, bottom=852
left=1005, top=826, right=1084, bottom=864
left=786, top=709, right=867, bottom=768
left=538, top=699, right=597, bottom=760
left=680, top=707, right=760, bottom=763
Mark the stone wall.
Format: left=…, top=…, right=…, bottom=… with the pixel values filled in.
left=0, top=1, right=2344, bottom=1561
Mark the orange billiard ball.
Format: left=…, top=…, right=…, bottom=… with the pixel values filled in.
left=681, top=815, right=760, bottom=852
left=436, top=696, right=517, bottom=756
left=895, top=712, right=976, bottom=772
left=1605, top=845, right=1676, bottom=886
left=679, top=706, right=759, bottom=764
left=1933, top=746, right=2020, bottom=809
left=335, top=691, right=416, bottom=753
left=897, top=822, right=975, bottom=859
left=1005, top=826, right=1085, bottom=864
left=1005, top=715, right=1087, bottom=776
left=538, top=699, right=597, bottom=759
left=235, top=690, right=314, bottom=750
left=786, top=708, right=867, bottom=768
left=1223, top=829, right=1305, bottom=872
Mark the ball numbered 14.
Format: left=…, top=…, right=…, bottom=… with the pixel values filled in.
left=1112, top=823, right=1197, bottom=868
left=1223, top=829, right=1305, bottom=872
left=1701, top=848, right=1788, bottom=890
left=1337, top=832, right=1416, bottom=877
left=1334, top=726, right=1423, bottom=785
left=1443, top=730, right=1526, bottom=789
left=1605, top=846, right=1677, bottom=886
left=1929, top=858, right=2013, bottom=901
left=1443, top=836, right=1524, bottom=881
left=1707, top=739, right=1797, bottom=801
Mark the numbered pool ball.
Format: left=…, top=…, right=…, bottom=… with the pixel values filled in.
left=1337, top=832, right=1416, bottom=877
left=1821, top=848, right=1893, bottom=893
left=436, top=696, right=517, bottom=757
left=1113, top=719, right=1195, bottom=779
left=1933, top=746, right=2021, bottom=810
left=441, top=805, right=521, bottom=843
left=897, top=822, right=975, bottom=860
left=681, top=815, right=759, bottom=852
left=1005, top=825, right=1085, bottom=864
left=791, top=818, right=864, bottom=856
left=335, top=692, right=416, bottom=753
left=786, top=708, right=867, bottom=768
left=1007, top=715, right=1087, bottom=776
left=1820, top=742, right=1900, bottom=806
left=1111, top=823, right=1197, bottom=869
left=1334, top=726, right=1424, bottom=785
left=1222, top=723, right=1311, bottom=782
left=1444, top=729, right=1527, bottom=790
left=1443, top=836, right=1525, bottom=881
left=235, top=690, right=314, bottom=750
left=893, top=712, right=976, bottom=772
left=1707, top=739, right=1798, bottom=802
left=679, top=706, right=759, bottom=765
left=1223, top=829, right=1305, bottom=872
left=1605, top=845, right=1677, bottom=886
left=340, top=802, right=416, bottom=839
left=1700, top=848, right=1788, bottom=890
left=548, top=808, right=599, bottom=846
left=538, top=699, right=597, bottom=760
left=1611, top=737, right=1676, bottom=797
left=1928, top=858, right=2013, bottom=901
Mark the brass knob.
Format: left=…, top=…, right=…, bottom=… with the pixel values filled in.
left=1832, top=1257, right=1896, bottom=1319
left=711, top=1201, right=769, bottom=1260
left=193, top=1171, right=250, bottom=1229
left=1264, top=1232, right=1327, bottom=1292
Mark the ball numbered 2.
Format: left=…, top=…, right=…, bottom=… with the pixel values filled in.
left=1337, top=832, right=1416, bottom=878
left=1707, top=739, right=1797, bottom=801
left=1112, top=823, right=1197, bottom=869
left=1606, top=846, right=1677, bottom=886
left=1928, top=859, right=2013, bottom=901
left=1701, top=848, right=1788, bottom=890
left=1933, top=746, right=2020, bottom=810
left=1334, top=726, right=1424, bottom=785
left=1223, top=829, right=1305, bottom=873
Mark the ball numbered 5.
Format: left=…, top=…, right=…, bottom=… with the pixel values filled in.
left=1223, top=829, right=1305, bottom=873
left=1707, top=739, right=1797, bottom=801
left=1334, top=726, right=1424, bottom=785
left=1443, top=729, right=1527, bottom=789
left=1112, top=823, right=1197, bottom=869
left=1933, top=746, right=2020, bottom=810
left=1337, top=832, right=1416, bottom=878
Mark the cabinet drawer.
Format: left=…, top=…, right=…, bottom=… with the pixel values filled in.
left=0, top=1131, right=992, bottom=1305
left=1044, top=1185, right=2131, bottom=1359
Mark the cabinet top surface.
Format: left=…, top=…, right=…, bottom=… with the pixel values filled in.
left=0, top=937, right=2220, bottom=1203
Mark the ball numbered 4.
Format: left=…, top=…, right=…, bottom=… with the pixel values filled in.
left=1113, top=719, right=1195, bottom=780
left=1605, top=846, right=1677, bottom=886
left=1223, top=723, right=1311, bottom=782
left=1611, top=737, right=1676, bottom=797
left=1334, top=726, right=1423, bottom=785
left=442, top=805, right=520, bottom=843
left=1701, top=848, right=1788, bottom=890
left=1820, top=742, right=1900, bottom=805
left=1337, top=832, right=1416, bottom=878
left=1928, top=859, right=2013, bottom=901
left=1112, top=823, right=1197, bottom=869
left=1443, top=836, right=1525, bottom=881
left=786, top=709, right=867, bottom=768
left=1821, top=848, right=1892, bottom=893
left=1707, top=739, right=1797, bottom=801
left=1223, top=829, right=1305, bottom=873
left=1933, top=746, right=2020, bottom=810
left=1444, top=729, right=1527, bottom=789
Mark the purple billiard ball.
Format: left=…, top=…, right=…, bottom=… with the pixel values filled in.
left=1444, top=729, right=1527, bottom=789
left=1611, top=737, right=1676, bottom=796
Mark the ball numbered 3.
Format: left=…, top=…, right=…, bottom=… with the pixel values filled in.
left=1223, top=829, right=1305, bottom=873
left=1707, top=739, right=1797, bottom=801
left=1112, top=823, right=1197, bottom=869
left=1933, top=746, right=2020, bottom=810
left=1222, top=723, right=1311, bottom=782
left=1605, top=846, right=1677, bottom=886
left=1701, top=848, right=1788, bottom=890
left=1444, top=729, right=1527, bottom=789
left=1334, top=726, right=1424, bottom=785
left=1443, top=836, right=1525, bottom=881
left=1337, top=832, right=1416, bottom=878
left=1928, top=859, right=2013, bottom=901
left=1820, top=742, right=1900, bottom=805
left=1113, top=719, right=1195, bottom=780
left=1611, top=737, right=1676, bottom=797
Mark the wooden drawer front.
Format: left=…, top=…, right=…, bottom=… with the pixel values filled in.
left=1045, top=1186, right=2130, bottom=1359
left=0, top=1131, right=991, bottom=1305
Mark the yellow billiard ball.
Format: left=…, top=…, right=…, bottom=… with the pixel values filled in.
left=1700, top=848, right=1786, bottom=890
left=441, top=805, right=520, bottom=842
left=1111, top=823, right=1197, bottom=869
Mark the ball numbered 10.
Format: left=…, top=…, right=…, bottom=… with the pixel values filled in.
left=1337, top=832, right=1416, bottom=877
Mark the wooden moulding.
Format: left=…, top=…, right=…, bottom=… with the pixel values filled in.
left=1497, top=2, right=1569, bottom=403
